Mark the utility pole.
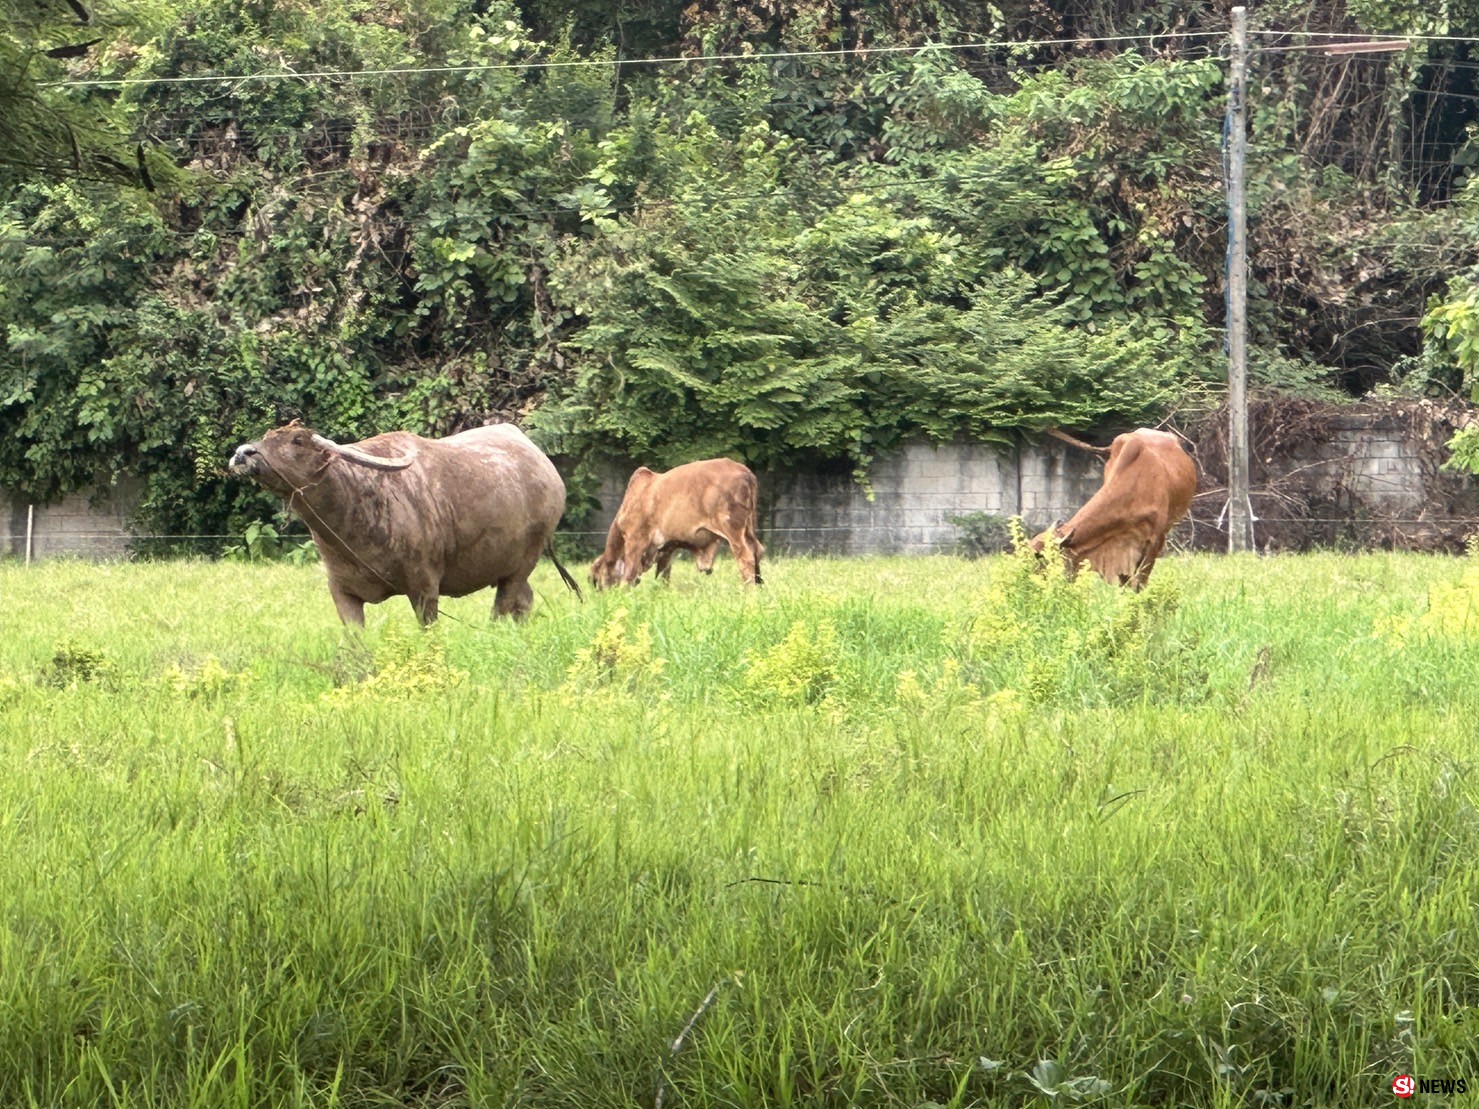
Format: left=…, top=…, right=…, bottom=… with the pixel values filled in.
left=1226, top=5, right=1254, bottom=554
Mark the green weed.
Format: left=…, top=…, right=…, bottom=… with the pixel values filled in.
left=566, top=606, right=666, bottom=691
left=743, top=618, right=841, bottom=705
left=40, top=639, right=119, bottom=689
left=320, top=623, right=468, bottom=704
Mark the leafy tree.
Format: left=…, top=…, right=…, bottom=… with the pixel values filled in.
left=0, top=0, right=154, bottom=187
left=5, top=0, right=1479, bottom=544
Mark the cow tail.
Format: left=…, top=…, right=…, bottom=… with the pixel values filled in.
left=746, top=474, right=765, bottom=586
left=546, top=541, right=584, bottom=601
left=1044, top=428, right=1111, bottom=455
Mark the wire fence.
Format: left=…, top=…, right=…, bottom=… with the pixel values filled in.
left=48, top=25, right=1479, bottom=92
left=10, top=514, right=1479, bottom=563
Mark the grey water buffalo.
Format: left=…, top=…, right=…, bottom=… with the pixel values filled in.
left=590, top=459, right=764, bottom=588
left=1032, top=428, right=1198, bottom=589
left=229, top=419, right=580, bottom=624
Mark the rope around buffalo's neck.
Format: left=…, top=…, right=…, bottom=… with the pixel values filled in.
left=260, top=454, right=400, bottom=591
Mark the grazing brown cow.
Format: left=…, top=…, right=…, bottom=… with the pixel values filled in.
left=1031, top=428, right=1197, bottom=589
left=591, top=459, right=764, bottom=588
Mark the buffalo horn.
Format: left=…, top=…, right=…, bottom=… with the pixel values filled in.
left=310, top=434, right=414, bottom=470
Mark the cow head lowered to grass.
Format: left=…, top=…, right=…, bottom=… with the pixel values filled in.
left=1031, top=428, right=1198, bottom=590
left=590, top=458, right=765, bottom=589
left=229, top=419, right=580, bottom=625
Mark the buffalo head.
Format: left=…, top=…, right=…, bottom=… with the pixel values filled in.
left=229, top=420, right=413, bottom=495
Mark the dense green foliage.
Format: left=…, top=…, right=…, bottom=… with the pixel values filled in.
left=3, top=552, right=1479, bottom=1103
left=5, top=0, right=1479, bottom=532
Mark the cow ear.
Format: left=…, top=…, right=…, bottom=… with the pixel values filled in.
left=1059, top=526, right=1076, bottom=547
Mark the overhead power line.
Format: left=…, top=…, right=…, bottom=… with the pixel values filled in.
left=46, top=30, right=1222, bottom=89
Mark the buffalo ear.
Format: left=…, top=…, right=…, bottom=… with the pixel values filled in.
left=285, top=417, right=303, bottom=429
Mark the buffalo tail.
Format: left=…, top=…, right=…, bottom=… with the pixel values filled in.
left=546, top=542, right=583, bottom=601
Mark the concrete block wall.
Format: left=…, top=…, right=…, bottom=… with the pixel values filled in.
left=589, top=441, right=1106, bottom=556
left=0, top=411, right=1458, bottom=560
left=2, top=483, right=140, bottom=560
left=1333, top=425, right=1425, bottom=512
left=1277, top=414, right=1429, bottom=516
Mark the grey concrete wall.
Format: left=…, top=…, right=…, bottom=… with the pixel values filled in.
left=590, top=441, right=1106, bottom=555
left=0, top=411, right=1458, bottom=560
left=2, top=483, right=141, bottom=560
left=1306, top=413, right=1425, bottom=513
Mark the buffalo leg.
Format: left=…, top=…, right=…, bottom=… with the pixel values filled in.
left=330, top=586, right=367, bottom=627
left=494, top=579, right=534, bottom=620
left=409, top=594, right=440, bottom=626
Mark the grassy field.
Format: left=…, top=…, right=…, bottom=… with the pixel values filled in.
left=1, top=549, right=1478, bottom=1107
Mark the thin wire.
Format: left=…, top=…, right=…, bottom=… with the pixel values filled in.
left=1392, top=58, right=1479, bottom=73
left=44, top=30, right=1224, bottom=89
left=1250, top=29, right=1479, bottom=45
left=20, top=517, right=1479, bottom=544
left=1409, top=88, right=1479, bottom=105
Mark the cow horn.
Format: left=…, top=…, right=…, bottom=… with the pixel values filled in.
left=310, top=434, right=414, bottom=470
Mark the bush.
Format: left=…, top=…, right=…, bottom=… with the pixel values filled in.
left=955, top=521, right=1207, bottom=707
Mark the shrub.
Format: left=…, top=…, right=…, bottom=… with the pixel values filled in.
left=956, top=520, right=1206, bottom=707
left=566, top=607, right=666, bottom=691
left=949, top=512, right=1015, bottom=558
left=41, top=641, right=119, bottom=690
left=743, top=620, right=841, bottom=705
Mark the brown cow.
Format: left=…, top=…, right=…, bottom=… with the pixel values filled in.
left=591, top=459, right=764, bottom=588
left=1031, top=428, right=1197, bottom=589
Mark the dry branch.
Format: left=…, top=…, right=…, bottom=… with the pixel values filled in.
left=654, top=974, right=741, bottom=1109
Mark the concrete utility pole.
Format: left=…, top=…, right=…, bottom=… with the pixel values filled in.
left=1226, top=5, right=1254, bottom=554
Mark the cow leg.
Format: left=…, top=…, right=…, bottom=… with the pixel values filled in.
left=718, top=505, right=762, bottom=586
left=1130, top=537, right=1166, bottom=591
left=494, top=578, right=535, bottom=620
left=725, top=530, right=760, bottom=585
left=655, top=546, right=677, bottom=581
left=745, top=532, right=765, bottom=586
left=330, top=585, right=367, bottom=627
left=621, top=531, right=657, bottom=585
left=693, top=538, right=721, bottom=575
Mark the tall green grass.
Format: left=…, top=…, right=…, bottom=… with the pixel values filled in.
left=1, top=551, right=1477, bottom=1106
